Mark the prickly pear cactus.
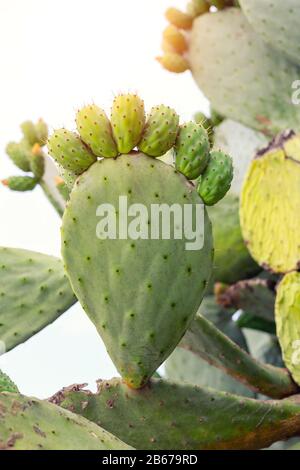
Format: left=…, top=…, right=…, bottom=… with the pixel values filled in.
left=62, top=154, right=213, bottom=389
left=45, top=94, right=239, bottom=389
left=240, top=131, right=300, bottom=274
left=275, top=272, right=300, bottom=386
left=239, top=0, right=300, bottom=64
left=158, top=7, right=300, bottom=134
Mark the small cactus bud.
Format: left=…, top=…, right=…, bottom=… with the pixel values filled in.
left=2, top=176, right=38, bottom=191
left=29, top=144, right=45, bottom=179
left=165, top=7, right=193, bottom=30
left=175, top=122, right=210, bottom=180
left=35, top=118, right=49, bottom=146
left=6, top=141, right=31, bottom=172
left=21, top=120, right=38, bottom=146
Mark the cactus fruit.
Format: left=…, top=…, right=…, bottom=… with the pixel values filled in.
left=0, top=392, right=132, bottom=450
left=162, top=25, right=187, bottom=54
left=47, top=129, right=96, bottom=174
left=197, top=150, right=233, bottom=206
left=111, top=94, right=145, bottom=154
left=239, top=0, right=300, bottom=64
left=5, top=141, right=31, bottom=172
left=0, top=247, right=76, bottom=352
left=62, top=153, right=213, bottom=389
left=55, top=176, right=71, bottom=201
left=53, top=378, right=300, bottom=450
left=0, top=371, right=18, bottom=393
left=165, top=7, right=193, bottom=30
left=207, top=194, right=260, bottom=286
left=240, top=131, right=300, bottom=274
left=138, top=105, right=179, bottom=157
left=2, top=176, right=38, bottom=192
left=29, top=144, right=45, bottom=179
left=21, top=119, right=49, bottom=146
left=76, top=105, right=118, bottom=158
left=275, top=272, right=300, bottom=386
left=175, top=122, right=210, bottom=180
left=156, top=53, right=190, bottom=73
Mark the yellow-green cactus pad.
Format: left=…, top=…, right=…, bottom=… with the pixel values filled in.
left=275, top=271, right=300, bottom=386
left=240, top=131, right=300, bottom=273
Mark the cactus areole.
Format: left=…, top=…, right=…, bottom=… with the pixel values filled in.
left=47, top=93, right=234, bottom=389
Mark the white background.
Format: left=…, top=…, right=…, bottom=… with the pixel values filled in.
left=0, top=0, right=207, bottom=398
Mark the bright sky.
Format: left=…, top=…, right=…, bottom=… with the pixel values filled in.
left=0, top=0, right=208, bottom=398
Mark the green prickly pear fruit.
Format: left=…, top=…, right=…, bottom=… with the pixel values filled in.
left=55, top=176, right=71, bottom=201
left=62, top=153, right=213, bottom=389
left=21, top=120, right=38, bottom=146
left=2, top=176, right=38, bottom=192
left=138, top=105, right=179, bottom=157
left=35, top=118, right=48, bottom=146
left=197, top=150, right=233, bottom=205
left=5, top=141, right=31, bottom=172
left=175, top=122, right=210, bottom=180
left=29, top=144, right=45, bottom=179
left=76, top=105, right=118, bottom=158
left=275, top=271, right=300, bottom=387
left=187, top=0, right=210, bottom=18
left=47, top=129, right=96, bottom=175
left=111, top=94, right=146, bottom=154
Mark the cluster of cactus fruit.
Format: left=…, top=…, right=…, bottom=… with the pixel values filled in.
left=1, top=0, right=300, bottom=451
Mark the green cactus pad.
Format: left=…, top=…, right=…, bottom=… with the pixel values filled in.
left=111, top=94, right=146, bottom=153
left=6, top=141, right=31, bottom=172
left=0, top=371, right=18, bottom=393
left=240, top=131, right=300, bottom=274
left=2, top=176, right=38, bottom=192
left=217, top=278, right=275, bottom=323
left=188, top=8, right=300, bottom=134
left=47, top=129, right=96, bottom=174
left=165, top=296, right=255, bottom=397
left=180, top=310, right=298, bottom=398
left=275, top=272, right=300, bottom=386
left=76, top=104, right=118, bottom=158
left=138, top=105, right=179, bottom=157
left=0, top=247, right=76, bottom=352
left=207, top=194, right=260, bottom=286
left=239, top=0, right=300, bottom=64
left=62, top=153, right=213, bottom=388
left=53, top=378, right=300, bottom=450
left=197, top=150, right=233, bottom=206
left=0, top=392, right=132, bottom=450
left=175, top=122, right=210, bottom=180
